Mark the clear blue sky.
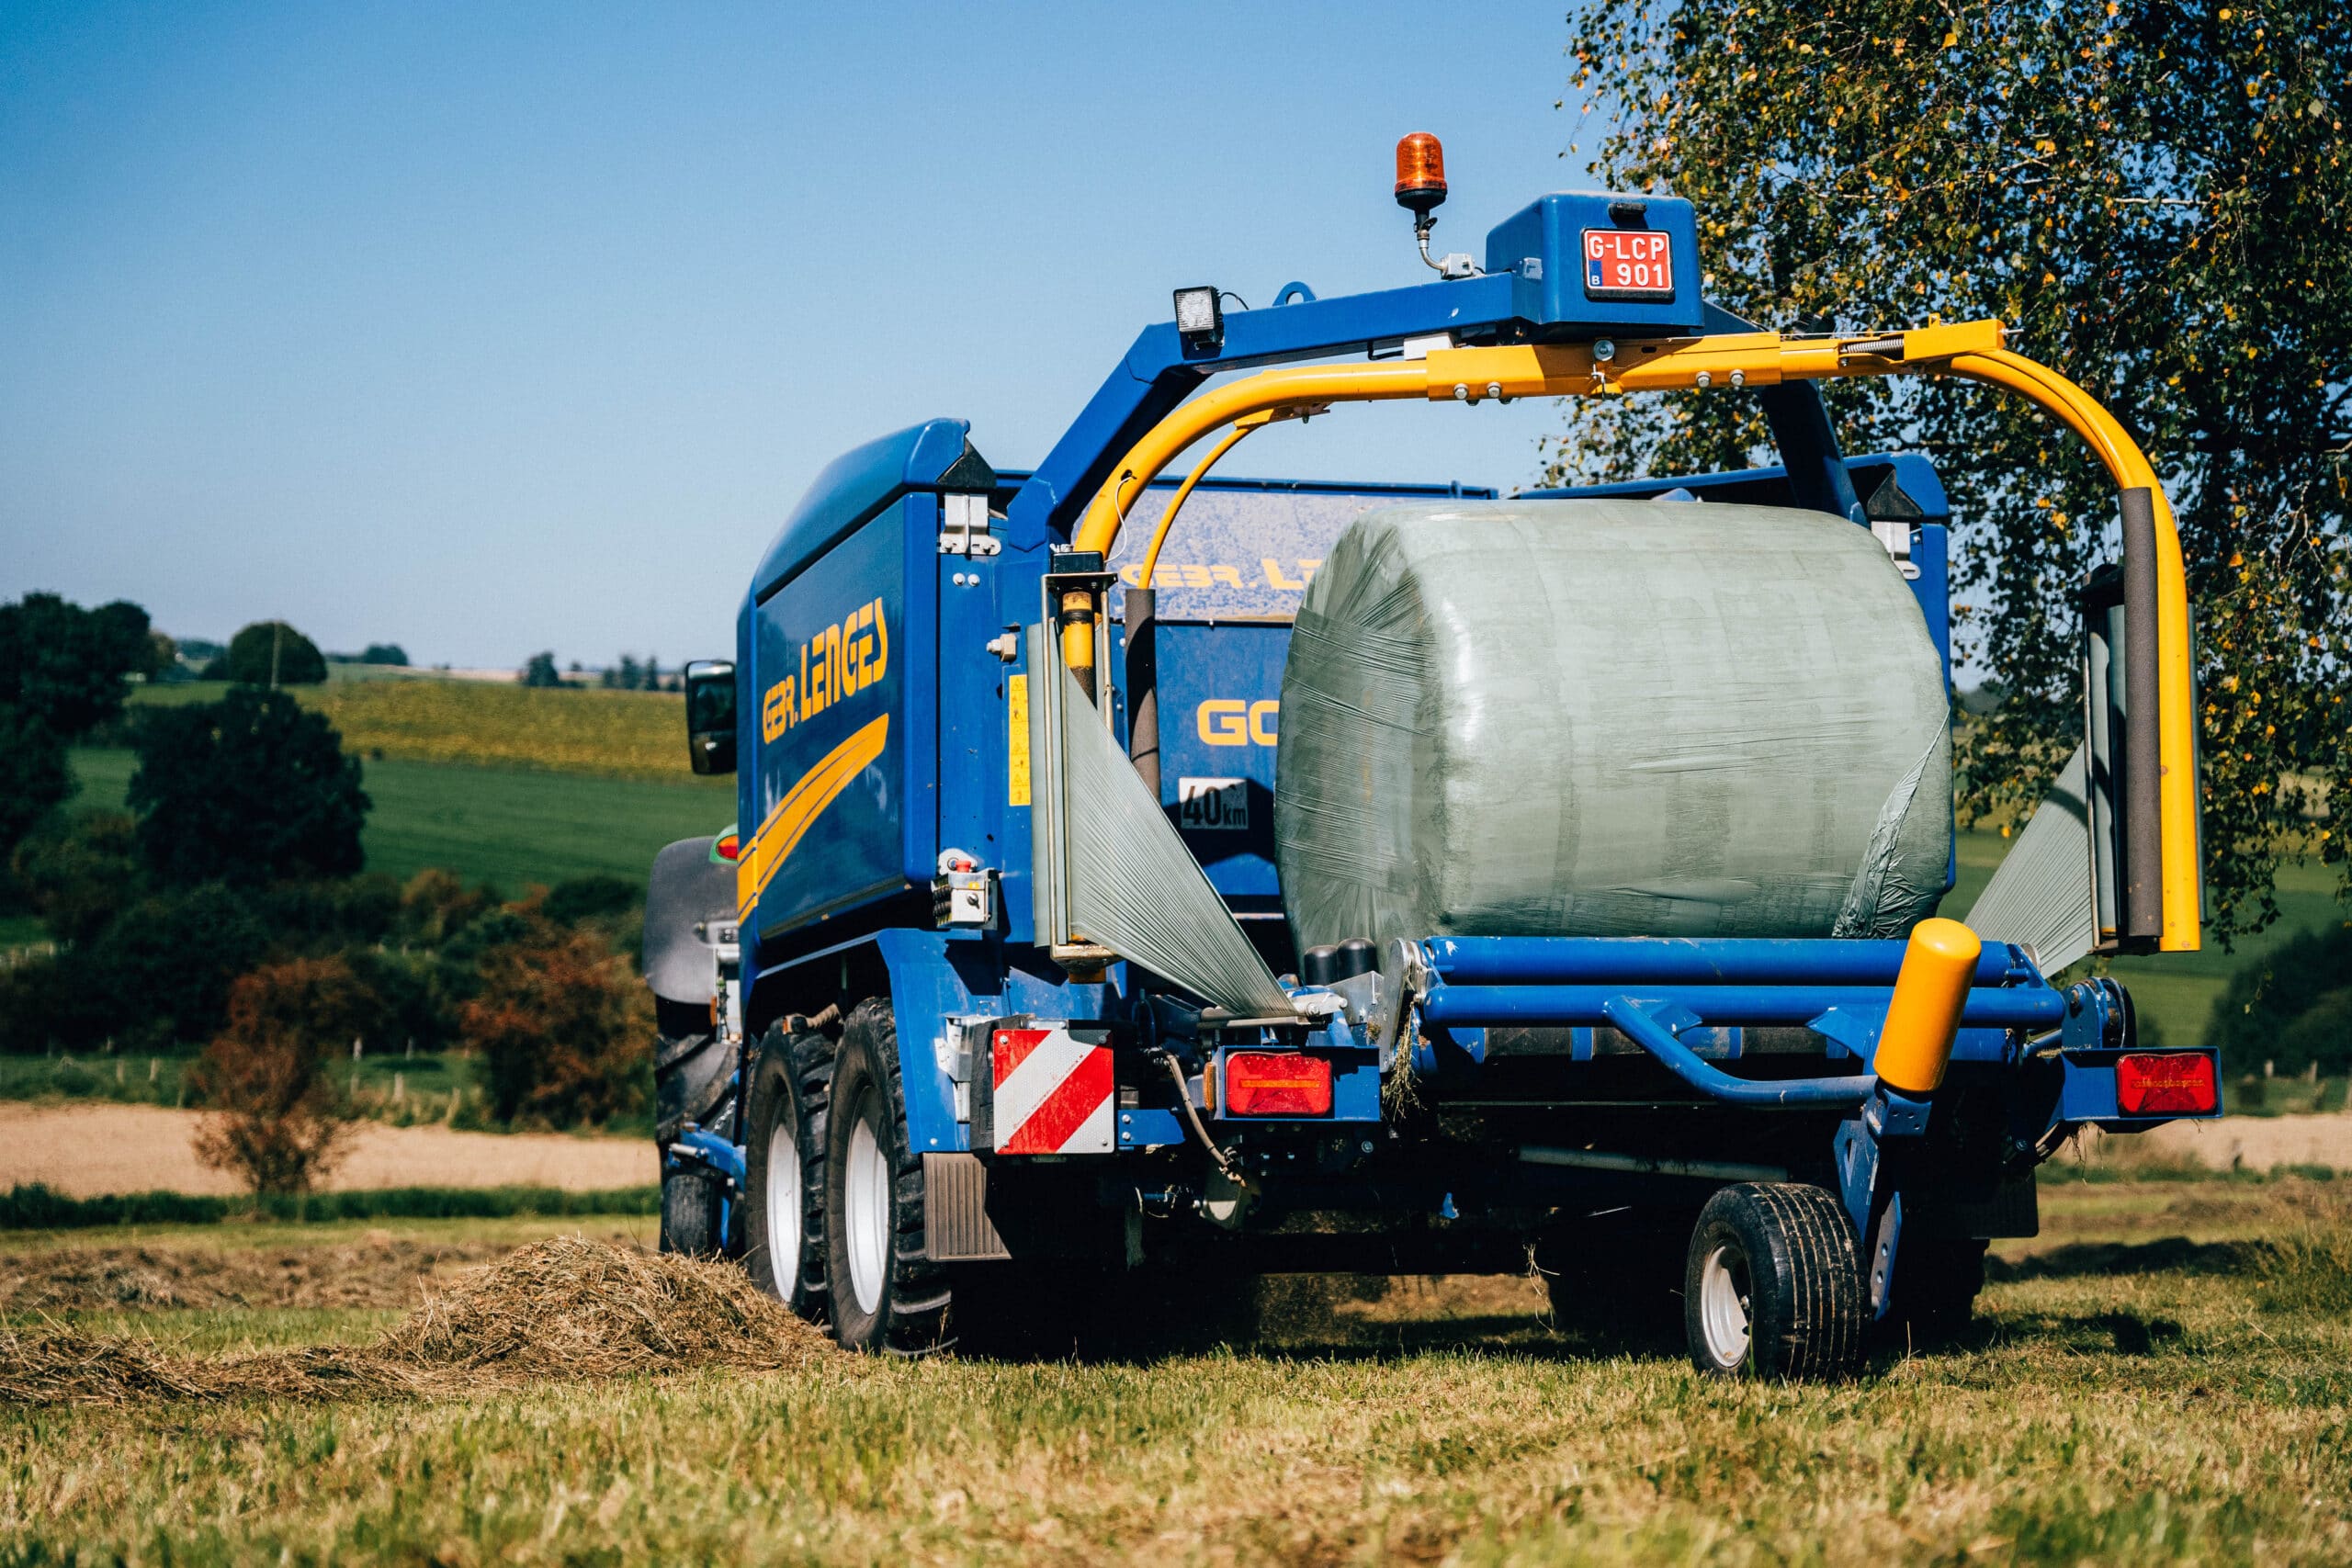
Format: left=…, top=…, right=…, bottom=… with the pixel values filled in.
left=0, top=2, right=1603, bottom=670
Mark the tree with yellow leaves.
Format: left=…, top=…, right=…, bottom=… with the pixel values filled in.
left=1548, top=0, right=2348, bottom=940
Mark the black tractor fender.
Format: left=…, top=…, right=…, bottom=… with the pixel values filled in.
left=644, top=835, right=734, bottom=1008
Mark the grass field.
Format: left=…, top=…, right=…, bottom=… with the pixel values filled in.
left=68, top=746, right=729, bottom=893
left=2, top=1182, right=2347, bottom=1563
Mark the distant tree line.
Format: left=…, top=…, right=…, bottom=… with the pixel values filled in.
left=516, top=651, right=682, bottom=692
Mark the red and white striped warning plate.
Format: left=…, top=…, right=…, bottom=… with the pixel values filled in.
left=990, top=1025, right=1114, bottom=1155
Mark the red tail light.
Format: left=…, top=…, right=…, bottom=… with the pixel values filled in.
left=715, top=832, right=741, bottom=862
left=1223, top=1052, right=1333, bottom=1117
left=2116, top=1052, right=2218, bottom=1115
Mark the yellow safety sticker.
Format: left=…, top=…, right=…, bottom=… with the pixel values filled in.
left=1007, top=673, right=1031, bottom=807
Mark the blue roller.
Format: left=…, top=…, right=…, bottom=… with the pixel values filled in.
left=1425, top=936, right=2030, bottom=988
left=1417, top=982, right=2066, bottom=1030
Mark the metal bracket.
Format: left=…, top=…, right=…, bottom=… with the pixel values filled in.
left=938, top=492, right=1001, bottom=556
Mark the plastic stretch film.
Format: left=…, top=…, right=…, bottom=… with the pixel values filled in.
left=1046, top=657, right=1295, bottom=1017
left=1963, top=743, right=2099, bottom=975
left=1274, top=499, right=1953, bottom=953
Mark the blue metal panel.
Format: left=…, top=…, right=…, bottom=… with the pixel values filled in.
left=752, top=419, right=978, bottom=604
left=936, top=507, right=1008, bottom=936
left=1483, top=193, right=1706, bottom=339
left=748, top=510, right=918, bottom=939
left=896, top=496, right=941, bottom=893
left=1144, top=623, right=1288, bottom=897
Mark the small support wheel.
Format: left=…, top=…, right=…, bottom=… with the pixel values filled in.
left=744, top=1023, right=832, bottom=1320
left=1684, top=1182, right=1866, bottom=1381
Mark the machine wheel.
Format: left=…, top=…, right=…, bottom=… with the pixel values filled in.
left=744, top=1023, right=832, bottom=1320
left=1684, top=1183, right=1865, bottom=1381
left=1888, top=1236, right=1988, bottom=1344
left=824, top=999, right=955, bottom=1355
left=659, top=1171, right=720, bottom=1256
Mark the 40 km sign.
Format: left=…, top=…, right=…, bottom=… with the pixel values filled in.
left=1178, top=777, right=1249, bottom=831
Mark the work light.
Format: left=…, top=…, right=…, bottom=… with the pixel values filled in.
left=1173, top=286, right=1223, bottom=352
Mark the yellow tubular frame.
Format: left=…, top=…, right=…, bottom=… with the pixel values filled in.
left=1070, top=318, right=2200, bottom=952
left=1137, top=414, right=1265, bottom=592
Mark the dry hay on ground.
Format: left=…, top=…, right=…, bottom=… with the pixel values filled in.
left=0, top=1228, right=531, bottom=1314
left=0, top=1235, right=838, bottom=1406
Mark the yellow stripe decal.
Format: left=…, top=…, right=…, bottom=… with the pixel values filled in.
left=735, top=714, right=890, bottom=919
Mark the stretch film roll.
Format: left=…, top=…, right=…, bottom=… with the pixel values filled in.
left=1963, top=743, right=2100, bottom=975
left=1047, top=658, right=1295, bottom=1017
left=1274, top=499, right=1954, bottom=953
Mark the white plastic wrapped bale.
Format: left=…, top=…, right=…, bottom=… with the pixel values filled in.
left=1273, top=498, right=1952, bottom=953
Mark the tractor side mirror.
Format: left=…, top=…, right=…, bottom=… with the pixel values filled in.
left=684, top=660, right=737, bottom=775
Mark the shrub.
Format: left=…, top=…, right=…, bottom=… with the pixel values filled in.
left=2276, top=989, right=2352, bottom=1079
left=9, top=810, right=141, bottom=947
left=461, top=928, right=652, bottom=1127
left=190, top=955, right=376, bottom=1194
left=254, top=874, right=402, bottom=954
left=2210, top=925, right=2352, bottom=1078
left=0, top=953, right=116, bottom=1055
left=396, top=868, right=501, bottom=947
left=128, top=686, right=368, bottom=886
left=220, top=620, right=326, bottom=685
left=85, top=883, right=270, bottom=1052
left=544, top=874, right=639, bottom=926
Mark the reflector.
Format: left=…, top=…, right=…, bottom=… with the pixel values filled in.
left=1224, top=1052, right=1333, bottom=1117
left=2115, top=1052, right=2218, bottom=1116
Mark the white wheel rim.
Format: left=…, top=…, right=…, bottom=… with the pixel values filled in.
left=765, top=1116, right=800, bottom=1292
left=844, top=1102, right=890, bottom=1315
left=1699, top=1244, right=1753, bottom=1368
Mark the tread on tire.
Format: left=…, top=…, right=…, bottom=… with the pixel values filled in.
left=1684, top=1181, right=1866, bottom=1381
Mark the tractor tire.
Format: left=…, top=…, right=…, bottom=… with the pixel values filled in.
left=1684, top=1182, right=1866, bottom=1381
left=1887, top=1236, right=1988, bottom=1345
left=744, top=1022, right=833, bottom=1322
left=653, top=1030, right=733, bottom=1145
left=823, top=999, right=957, bottom=1355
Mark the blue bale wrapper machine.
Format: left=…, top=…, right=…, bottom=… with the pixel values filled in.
left=643, top=137, right=2218, bottom=1377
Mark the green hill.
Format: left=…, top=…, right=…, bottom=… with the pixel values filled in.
left=68, top=748, right=729, bottom=894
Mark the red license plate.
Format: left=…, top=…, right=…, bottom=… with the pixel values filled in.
left=1583, top=228, right=1674, bottom=299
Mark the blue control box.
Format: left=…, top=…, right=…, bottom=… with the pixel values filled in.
left=1483, top=192, right=1706, bottom=341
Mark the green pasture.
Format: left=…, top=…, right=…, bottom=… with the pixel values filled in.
left=1951, top=829, right=2347, bottom=1052
left=66, top=747, right=729, bottom=895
